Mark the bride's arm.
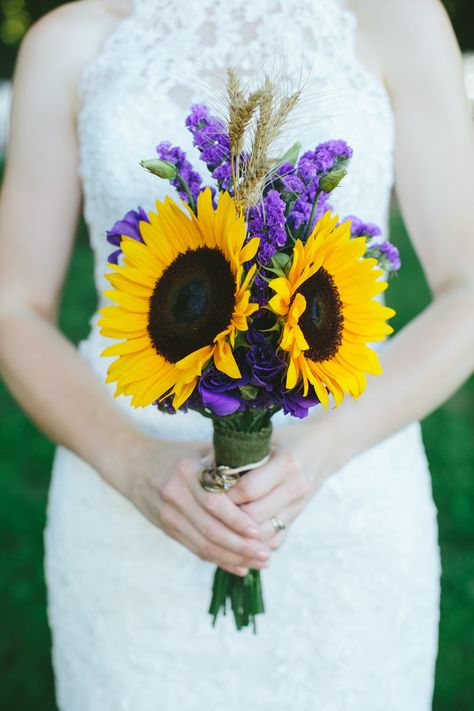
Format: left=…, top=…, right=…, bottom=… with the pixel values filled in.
left=229, top=0, right=474, bottom=540
left=0, top=5, right=271, bottom=575
left=318, top=0, right=474, bottom=461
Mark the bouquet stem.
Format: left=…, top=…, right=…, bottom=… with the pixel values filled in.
left=208, top=421, right=272, bottom=633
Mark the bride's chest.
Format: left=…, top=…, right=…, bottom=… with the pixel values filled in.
left=77, top=0, right=395, bottom=238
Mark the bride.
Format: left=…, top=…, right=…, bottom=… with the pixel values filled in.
left=0, top=0, right=473, bottom=709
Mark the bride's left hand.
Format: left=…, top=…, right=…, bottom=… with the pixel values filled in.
left=226, top=418, right=342, bottom=551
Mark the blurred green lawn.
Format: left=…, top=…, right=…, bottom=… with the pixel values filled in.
left=0, top=208, right=473, bottom=710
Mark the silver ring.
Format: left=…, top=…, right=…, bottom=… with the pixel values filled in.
left=199, top=465, right=241, bottom=493
left=271, top=516, right=287, bottom=532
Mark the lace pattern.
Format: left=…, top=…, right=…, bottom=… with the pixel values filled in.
left=44, top=2, right=440, bottom=709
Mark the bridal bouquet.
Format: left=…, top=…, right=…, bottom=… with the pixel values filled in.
left=98, top=70, right=400, bottom=633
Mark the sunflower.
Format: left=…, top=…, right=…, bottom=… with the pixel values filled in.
left=268, top=211, right=395, bottom=408
left=98, top=189, right=260, bottom=409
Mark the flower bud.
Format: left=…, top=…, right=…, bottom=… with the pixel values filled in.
left=140, top=158, right=178, bottom=180
left=319, top=167, right=347, bottom=193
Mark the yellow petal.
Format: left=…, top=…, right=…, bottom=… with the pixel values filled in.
left=214, top=339, right=241, bottom=379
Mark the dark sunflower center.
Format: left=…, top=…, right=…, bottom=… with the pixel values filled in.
left=147, top=247, right=235, bottom=363
left=296, top=267, right=343, bottom=362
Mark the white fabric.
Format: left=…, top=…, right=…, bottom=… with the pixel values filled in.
left=44, top=0, right=441, bottom=709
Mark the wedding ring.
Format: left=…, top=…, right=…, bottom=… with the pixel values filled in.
left=271, top=515, right=287, bottom=532
left=199, top=465, right=241, bottom=493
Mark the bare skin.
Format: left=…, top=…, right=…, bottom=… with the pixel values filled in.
left=0, top=0, right=473, bottom=578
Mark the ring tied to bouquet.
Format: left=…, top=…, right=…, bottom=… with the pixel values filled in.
left=199, top=455, right=271, bottom=493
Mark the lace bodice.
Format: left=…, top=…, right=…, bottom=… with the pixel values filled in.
left=45, top=7, right=441, bottom=707
left=77, top=0, right=395, bottom=311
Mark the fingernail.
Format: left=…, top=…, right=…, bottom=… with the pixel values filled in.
left=245, top=527, right=259, bottom=538
left=236, top=567, right=249, bottom=576
left=258, top=550, right=270, bottom=561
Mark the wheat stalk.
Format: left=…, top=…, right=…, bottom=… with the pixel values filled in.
left=225, top=68, right=302, bottom=211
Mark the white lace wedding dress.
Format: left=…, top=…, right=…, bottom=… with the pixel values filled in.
left=43, top=0, right=441, bottom=709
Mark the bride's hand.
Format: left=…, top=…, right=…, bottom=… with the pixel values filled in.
left=227, top=418, right=340, bottom=551
left=108, top=433, right=272, bottom=577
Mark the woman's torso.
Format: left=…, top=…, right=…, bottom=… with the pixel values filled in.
left=75, top=0, right=395, bottom=436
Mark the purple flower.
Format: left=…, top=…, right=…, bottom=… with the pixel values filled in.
left=378, top=241, right=401, bottom=272
left=298, top=140, right=353, bottom=177
left=212, top=163, right=233, bottom=190
left=277, top=162, right=305, bottom=194
left=346, top=215, right=382, bottom=239
left=366, top=240, right=401, bottom=273
left=245, top=328, right=286, bottom=392
left=248, top=189, right=287, bottom=265
left=198, top=365, right=247, bottom=416
left=154, top=388, right=203, bottom=415
left=106, top=207, right=149, bottom=264
left=282, top=389, right=320, bottom=419
left=185, top=104, right=231, bottom=187
left=156, top=140, right=204, bottom=205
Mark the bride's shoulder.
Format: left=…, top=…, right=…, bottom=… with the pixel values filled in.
left=15, top=1, right=132, bottom=110
left=348, top=0, right=456, bottom=85
left=349, top=0, right=452, bottom=49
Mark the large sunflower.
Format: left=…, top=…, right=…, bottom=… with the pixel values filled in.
left=98, top=189, right=259, bottom=409
left=268, top=211, right=395, bottom=408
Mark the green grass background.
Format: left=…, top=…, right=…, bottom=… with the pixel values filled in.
left=0, top=207, right=473, bottom=709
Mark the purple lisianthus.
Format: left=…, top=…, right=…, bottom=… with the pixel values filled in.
left=156, top=140, right=203, bottom=206
left=198, top=365, right=247, bottom=416
left=282, top=388, right=320, bottom=419
left=154, top=387, right=204, bottom=415
left=245, top=328, right=286, bottom=392
left=106, top=207, right=149, bottom=264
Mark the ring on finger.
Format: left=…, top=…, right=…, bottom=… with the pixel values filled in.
left=271, top=515, right=287, bottom=533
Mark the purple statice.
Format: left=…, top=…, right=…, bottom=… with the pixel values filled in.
left=345, top=215, right=382, bottom=239
left=345, top=216, right=400, bottom=274
left=367, top=240, right=401, bottom=274
left=248, top=189, right=287, bottom=266
left=185, top=104, right=231, bottom=190
left=252, top=272, right=270, bottom=307
left=277, top=162, right=305, bottom=194
left=285, top=140, right=353, bottom=235
left=106, top=207, right=149, bottom=265
left=156, top=140, right=203, bottom=206
left=212, top=163, right=233, bottom=191
left=289, top=190, right=331, bottom=231
left=282, top=388, right=320, bottom=419
left=301, top=140, right=353, bottom=176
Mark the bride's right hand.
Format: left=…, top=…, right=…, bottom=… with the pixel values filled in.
left=108, top=433, right=272, bottom=577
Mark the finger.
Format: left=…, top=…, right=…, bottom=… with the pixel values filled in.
left=240, top=476, right=308, bottom=526
left=227, top=449, right=296, bottom=505
left=165, top=506, right=271, bottom=571
left=266, top=528, right=288, bottom=552
left=171, top=486, right=272, bottom=562
left=222, top=565, right=250, bottom=577
left=257, top=500, right=302, bottom=542
left=189, top=473, right=265, bottom=540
